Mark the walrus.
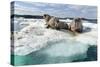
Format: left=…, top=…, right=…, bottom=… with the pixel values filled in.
left=68, top=18, right=83, bottom=33
left=56, top=21, right=68, bottom=30
left=43, top=14, right=68, bottom=30
left=43, top=14, right=59, bottom=29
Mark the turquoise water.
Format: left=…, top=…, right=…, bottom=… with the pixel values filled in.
left=11, top=40, right=97, bottom=66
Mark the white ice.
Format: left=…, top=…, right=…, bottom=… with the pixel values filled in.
left=12, top=19, right=97, bottom=62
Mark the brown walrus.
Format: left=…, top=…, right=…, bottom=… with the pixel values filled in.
left=68, top=18, right=83, bottom=33
left=56, top=21, right=68, bottom=30
left=43, top=14, right=59, bottom=29
left=43, top=14, right=68, bottom=30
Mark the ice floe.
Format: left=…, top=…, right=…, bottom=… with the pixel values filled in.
left=11, top=19, right=97, bottom=57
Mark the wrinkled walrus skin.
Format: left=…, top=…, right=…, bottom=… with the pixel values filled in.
left=56, top=21, right=68, bottom=30
left=68, top=18, right=83, bottom=33
left=43, top=14, right=68, bottom=30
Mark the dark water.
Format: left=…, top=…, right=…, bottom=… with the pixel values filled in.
left=11, top=44, right=97, bottom=66
left=73, top=45, right=97, bottom=62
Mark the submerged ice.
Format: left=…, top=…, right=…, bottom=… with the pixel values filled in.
left=11, top=18, right=97, bottom=62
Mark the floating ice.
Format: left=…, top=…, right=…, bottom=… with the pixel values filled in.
left=12, top=19, right=97, bottom=62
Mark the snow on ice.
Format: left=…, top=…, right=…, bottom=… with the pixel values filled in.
left=11, top=18, right=97, bottom=62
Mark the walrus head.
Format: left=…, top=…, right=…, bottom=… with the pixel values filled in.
left=74, top=18, right=82, bottom=22
left=43, top=14, right=51, bottom=22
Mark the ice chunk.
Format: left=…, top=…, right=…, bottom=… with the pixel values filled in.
left=12, top=19, right=97, bottom=57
